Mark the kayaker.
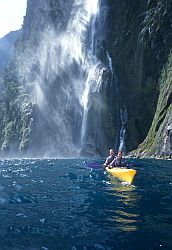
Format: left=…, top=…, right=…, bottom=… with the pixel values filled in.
left=109, top=151, right=127, bottom=168
left=103, top=148, right=115, bottom=166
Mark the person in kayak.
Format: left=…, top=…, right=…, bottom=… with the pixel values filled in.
left=109, top=151, right=127, bottom=168
left=103, top=148, right=115, bottom=166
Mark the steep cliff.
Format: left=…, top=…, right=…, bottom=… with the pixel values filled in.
left=0, top=30, right=20, bottom=72
left=0, top=0, right=171, bottom=158
left=0, top=0, right=76, bottom=157
left=132, top=51, right=172, bottom=158
left=101, top=0, right=172, bottom=157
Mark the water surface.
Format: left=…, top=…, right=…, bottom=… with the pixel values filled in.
left=0, top=158, right=171, bottom=250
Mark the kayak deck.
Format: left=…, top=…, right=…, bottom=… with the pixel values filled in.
left=106, top=167, right=136, bottom=185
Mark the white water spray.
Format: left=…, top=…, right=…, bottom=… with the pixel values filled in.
left=22, top=0, right=104, bottom=156
left=79, top=0, right=106, bottom=149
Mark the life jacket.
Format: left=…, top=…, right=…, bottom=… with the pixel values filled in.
left=114, top=157, right=126, bottom=167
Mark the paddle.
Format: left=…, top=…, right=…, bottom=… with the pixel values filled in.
left=85, top=160, right=139, bottom=169
left=84, top=161, right=104, bottom=169
left=126, top=162, right=141, bottom=168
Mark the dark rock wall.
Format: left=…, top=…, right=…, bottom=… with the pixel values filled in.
left=133, top=52, right=172, bottom=158
left=101, top=0, right=172, bottom=157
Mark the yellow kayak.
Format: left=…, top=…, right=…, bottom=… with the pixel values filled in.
left=106, top=167, right=136, bottom=185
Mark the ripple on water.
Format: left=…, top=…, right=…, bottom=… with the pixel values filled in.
left=0, top=158, right=171, bottom=250
left=0, top=185, right=5, bottom=191
left=16, top=213, right=27, bottom=218
left=9, top=194, right=37, bottom=204
left=0, top=197, right=7, bottom=204
left=2, top=174, right=11, bottom=178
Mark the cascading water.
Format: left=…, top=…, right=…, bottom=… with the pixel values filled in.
left=79, top=0, right=106, bottom=150
left=106, top=52, right=128, bottom=153
left=25, top=0, right=104, bottom=157
left=106, top=51, right=121, bottom=151
left=119, top=106, right=128, bottom=153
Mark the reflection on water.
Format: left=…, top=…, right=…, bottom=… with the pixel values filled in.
left=111, top=211, right=139, bottom=232
left=105, top=175, right=141, bottom=232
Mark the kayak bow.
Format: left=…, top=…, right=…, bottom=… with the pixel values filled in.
left=106, top=167, right=136, bottom=185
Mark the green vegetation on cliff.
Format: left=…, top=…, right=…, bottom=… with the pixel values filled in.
left=133, top=51, right=172, bottom=158
left=104, top=0, right=172, bottom=157
left=0, top=62, right=33, bottom=156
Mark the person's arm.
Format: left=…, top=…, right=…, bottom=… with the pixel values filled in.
left=109, top=157, right=116, bottom=167
left=103, top=156, right=109, bottom=166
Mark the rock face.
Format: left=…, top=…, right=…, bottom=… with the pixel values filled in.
left=132, top=52, right=172, bottom=158
left=0, top=0, right=171, bottom=158
left=99, top=0, right=172, bottom=158
left=0, top=0, right=77, bottom=157
left=0, top=30, right=20, bottom=72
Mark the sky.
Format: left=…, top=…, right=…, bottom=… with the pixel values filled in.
left=0, top=0, right=27, bottom=38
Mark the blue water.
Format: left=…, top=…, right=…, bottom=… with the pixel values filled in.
left=0, top=159, right=171, bottom=250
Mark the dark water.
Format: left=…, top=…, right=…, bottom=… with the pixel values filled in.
left=0, top=158, right=171, bottom=250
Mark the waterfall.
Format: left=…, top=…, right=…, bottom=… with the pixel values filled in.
left=106, top=51, right=120, bottom=150
left=106, top=51, right=113, bottom=73
left=23, top=0, right=104, bottom=157
left=119, top=106, right=128, bottom=153
left=79, top=0, right=106, bottom=151
left=106, top=52, right=128, bottom=153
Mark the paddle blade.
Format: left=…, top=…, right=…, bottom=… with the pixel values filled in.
left=84, top=161, right=102, bottom=169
